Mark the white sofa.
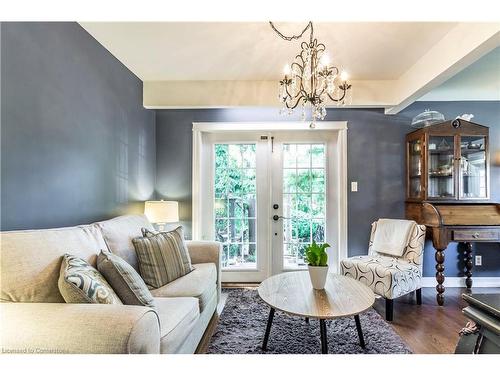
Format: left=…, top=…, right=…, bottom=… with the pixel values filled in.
left=0, top=214, right=221, bottom=354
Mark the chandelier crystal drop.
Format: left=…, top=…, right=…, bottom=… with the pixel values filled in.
left=270, top=21, right=353, bottom=125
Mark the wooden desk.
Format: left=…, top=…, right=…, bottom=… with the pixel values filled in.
left=406, top=202, right=500, bottom=306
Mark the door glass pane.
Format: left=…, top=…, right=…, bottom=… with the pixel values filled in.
left=296, top=169, right=312, bottom=193
left=312, top=219, right=326, bottom=242
left=282, top=143, right=326, bottom=269
left=296, top=144, right=311, bottom=167
left=460, top=136, right=487, bottom=198
left=408, top=139, right=422, bottom=198
left=428, top=136, right=455, bottom=199
left=311, top=144, right=325, bottom=167
left=214, top=144, right=257, bottom=269
left=283, top=169, right=297, bottom=193
left=283, top=144, right=297, bottom=168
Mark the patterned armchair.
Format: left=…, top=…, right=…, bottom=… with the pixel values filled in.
left=340, top=220, right=426, bottom=321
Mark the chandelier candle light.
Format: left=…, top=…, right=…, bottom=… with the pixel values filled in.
left=270, top=21, right=352, bottom=126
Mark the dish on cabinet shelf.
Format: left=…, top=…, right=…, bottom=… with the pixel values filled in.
left=437, top=139, right=451, bottom=151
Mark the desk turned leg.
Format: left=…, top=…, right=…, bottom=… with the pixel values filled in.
left=464, top=242, right=473, bottom=290
left=435, top=248, right=446, bottom=306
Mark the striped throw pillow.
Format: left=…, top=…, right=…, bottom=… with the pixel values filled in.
left=132, top=226, right=193, bottom=289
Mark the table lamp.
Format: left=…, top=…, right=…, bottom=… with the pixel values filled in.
left=144, top=200, right=179, bottom=231
left=495, top=151, right=500, bottom=166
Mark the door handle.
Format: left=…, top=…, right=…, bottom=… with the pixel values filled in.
left=272, top=215, right=289, bottom=221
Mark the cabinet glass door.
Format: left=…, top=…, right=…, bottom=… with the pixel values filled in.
left=459, top=136, right=487, bottom=199
left=408, top=138, right=423, bottom=199
left=428, top=136, right=455, bottom=199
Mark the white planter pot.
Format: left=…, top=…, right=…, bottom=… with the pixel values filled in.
left=308, top=265, right=329, bottom=290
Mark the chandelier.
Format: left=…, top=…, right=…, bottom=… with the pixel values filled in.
left=270, top=21, right=352, bottom=124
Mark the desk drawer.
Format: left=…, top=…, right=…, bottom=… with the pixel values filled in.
left=453, top=229, right=499, bottom=242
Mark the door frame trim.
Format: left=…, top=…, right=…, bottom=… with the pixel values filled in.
left=192, top=121, right=348, bottom=272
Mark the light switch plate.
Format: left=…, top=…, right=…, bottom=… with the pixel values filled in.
left=351, top=181, right=358, bottom=192
left=475, top=255, right=482, bottom=266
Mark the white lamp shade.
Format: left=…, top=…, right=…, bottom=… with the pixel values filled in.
left=144, top=200, right=179, bottom=223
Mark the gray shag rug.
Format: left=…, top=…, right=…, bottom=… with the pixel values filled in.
left=206, top=288, right=412, bottom=354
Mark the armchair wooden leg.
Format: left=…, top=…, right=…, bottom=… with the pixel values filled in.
left=385, top=298, right=393, bottom=321
left=416, top=288, right=422, bottom=305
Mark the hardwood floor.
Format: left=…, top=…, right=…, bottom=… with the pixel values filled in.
left=196, top=284, right=500, bottom=354
left=374, top=286, right=499, bottom=354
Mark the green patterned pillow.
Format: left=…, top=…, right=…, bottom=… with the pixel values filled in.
left=132, top=226, right=193, bottom=289
left=58, top=254, right=122, bottom=304
left=97, top=249, right=155, bottom=307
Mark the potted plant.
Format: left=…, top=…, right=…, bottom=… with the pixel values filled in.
left=304, top=241, right=331, bottom=290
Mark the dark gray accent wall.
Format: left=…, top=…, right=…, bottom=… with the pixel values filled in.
left=156, top=102, right=499, bottom=278
left=1, top=22, right=156, bottom=230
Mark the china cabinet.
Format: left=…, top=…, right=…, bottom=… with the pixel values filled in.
left=405, top=119, right=500, bottom=306
left=406, top=119, right=489, bottom=202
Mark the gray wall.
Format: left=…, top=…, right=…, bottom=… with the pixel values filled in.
left=1, top=22, right=156, bottom=230
left=156, top=102, right=500, bottom=278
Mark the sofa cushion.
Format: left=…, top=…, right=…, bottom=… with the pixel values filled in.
left=154, top=297, right=199, bottom=354
left=340, top=255, right=421, bottom=299
left=0, top=225, right=106, bottom=302
left=151, top=263, right=217, bottom=312
left=97, top=250, right=155, bottom=307
left=132, top=227, right=193, bottom=289
left=95, top=215, right=155, bottom=271
left=58, top=254, right=122, bottom=304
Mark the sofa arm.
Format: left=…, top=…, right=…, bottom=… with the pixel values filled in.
left=0, top=303, right=160, bottom=354
left=186, top=240, right=222, bottom=300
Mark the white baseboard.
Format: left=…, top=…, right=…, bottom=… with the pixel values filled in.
left=422, top=277, right=500, bottom=288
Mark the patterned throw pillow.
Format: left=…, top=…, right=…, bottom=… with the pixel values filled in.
left=132, top=226, right=193, bottom=289
left=97, top=249, right=155, bottom=307
left=58, top=254, right=122, bottom=304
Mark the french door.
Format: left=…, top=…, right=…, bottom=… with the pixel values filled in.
left=196, top=125, right=346, bottom=283
left=270, top=132, right=336, bottom=277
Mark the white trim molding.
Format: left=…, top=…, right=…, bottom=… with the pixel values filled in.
left=422, top=277, right=500, bottom=288
left=337, top=127, right=348, bottom=271
left=144, top=80, right=397, bottom=109
left=191, top=129, right=203, bottom=240
left=192, top=121, right=348, bottom=133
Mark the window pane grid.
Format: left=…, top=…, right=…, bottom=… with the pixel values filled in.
left=282, top=143, right=326, bottom=269
left=214, top=143, right=257, bottom=269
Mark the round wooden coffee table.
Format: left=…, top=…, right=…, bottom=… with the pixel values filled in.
left=257, top=271, right=375, bottom=353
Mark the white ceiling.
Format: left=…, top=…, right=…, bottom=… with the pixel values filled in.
left=81, top=22, right=457, bottom=81
left=79, top=22, right=500, bottom=112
